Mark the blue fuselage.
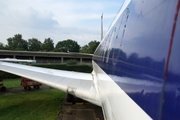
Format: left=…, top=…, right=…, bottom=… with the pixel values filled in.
left=93, top=0, right=180, bottom=119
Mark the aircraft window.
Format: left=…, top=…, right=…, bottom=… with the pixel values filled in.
left=102, top=35, right=110, bottom=62
left=106, top=28, right=116, bottom=63
left=111, top=8, right=130, bottom=65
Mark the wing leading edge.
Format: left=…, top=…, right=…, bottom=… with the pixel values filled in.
left=0, top=61, right=101, bottom=106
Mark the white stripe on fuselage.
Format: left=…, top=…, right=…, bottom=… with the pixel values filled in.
left=92, top=60, right=152, bottom=120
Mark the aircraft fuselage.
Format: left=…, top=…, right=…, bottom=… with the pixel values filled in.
left=93, top=0, right=180, bottom=119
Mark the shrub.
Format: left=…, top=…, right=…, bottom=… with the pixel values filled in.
left=66, top=59, right=77, bottom=65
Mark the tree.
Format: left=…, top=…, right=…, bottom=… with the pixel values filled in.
left=80, top=45, right=88, bottom=53
left=28, top=38, right=42, bottom=51
left=0, top=42, right=4, bottom=50
left=80, top=40, right=100, bottom=54
left=7, top=34, right=28, bottom=51
left=55, top=39, right=80, bottom=52
left=41, top=38, right=54, bottom=52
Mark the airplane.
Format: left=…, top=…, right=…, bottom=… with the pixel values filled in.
left=0, top=0, right=180, bottom=119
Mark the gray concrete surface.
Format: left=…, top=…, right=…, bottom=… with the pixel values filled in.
left=58, top=97, right=104, bottom=120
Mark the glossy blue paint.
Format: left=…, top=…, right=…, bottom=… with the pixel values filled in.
left=93, top=0, right=180, bottom=120
left=162, top=6, right=180, bottom=120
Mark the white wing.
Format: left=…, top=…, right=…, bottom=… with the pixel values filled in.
left=0, top=58, right=36, bottom=63
left=0, top=61, right=101, bottom=106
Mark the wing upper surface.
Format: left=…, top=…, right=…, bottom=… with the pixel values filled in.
left=0, top=61, right=101, bottom=106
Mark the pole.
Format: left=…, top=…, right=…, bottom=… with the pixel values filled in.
left=101, top=13, right=103, bottom=40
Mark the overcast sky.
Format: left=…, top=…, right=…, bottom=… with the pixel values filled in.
left=0, top=0, right=123, bottom=46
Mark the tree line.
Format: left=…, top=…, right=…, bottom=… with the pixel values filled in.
left=0, top=34, right=100, bottom=54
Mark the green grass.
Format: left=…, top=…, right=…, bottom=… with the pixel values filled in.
left=3, top=78, right=21, bottom=88
left=0, top=89, right=65, bottom=120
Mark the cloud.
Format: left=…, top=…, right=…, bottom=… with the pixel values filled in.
left=0, top=0, right=122, bottom=46
left=0, top=6, right=59, bottom=30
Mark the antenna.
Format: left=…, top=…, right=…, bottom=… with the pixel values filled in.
left=101, top=13, right=103, bottom=40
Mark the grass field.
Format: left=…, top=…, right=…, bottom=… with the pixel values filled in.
left=0, top=78, right=66, bottom=120
left=3, top=78, right=21, bottom=89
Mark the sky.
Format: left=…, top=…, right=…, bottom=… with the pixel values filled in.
left=0, top=0, right=123, bottom=47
